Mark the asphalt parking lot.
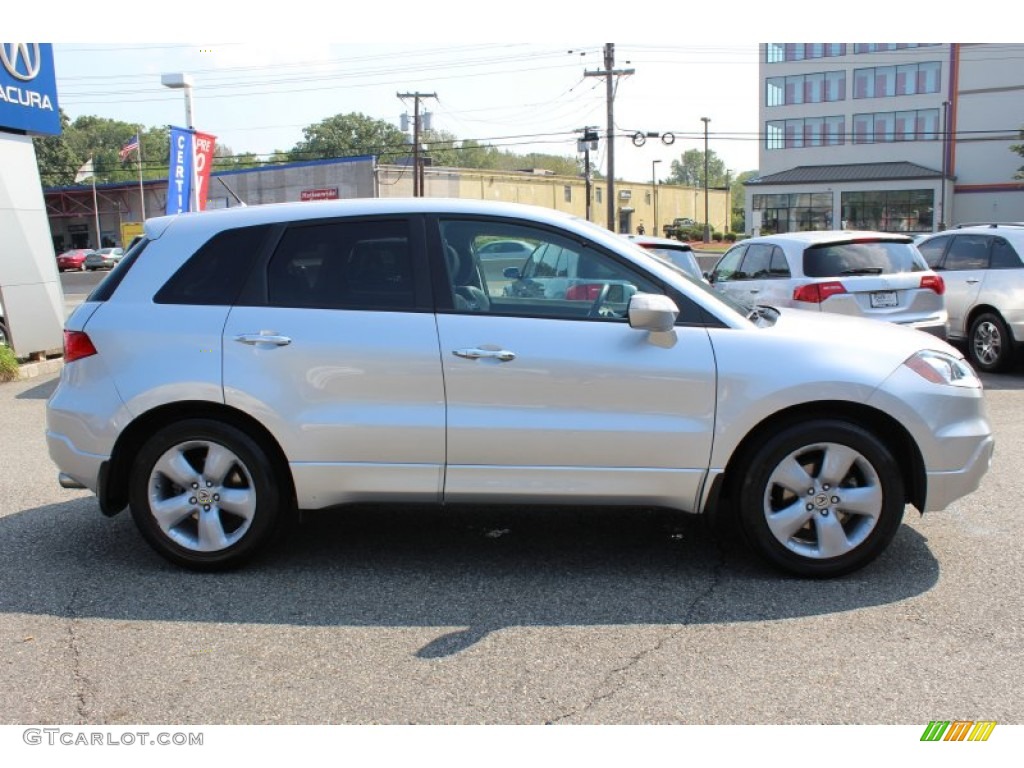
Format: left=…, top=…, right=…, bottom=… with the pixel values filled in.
left=2, top=360, right=1023, bottom=729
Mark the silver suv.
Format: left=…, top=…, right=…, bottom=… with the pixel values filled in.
left=916, top=224, right=1024, bottom=372
left=45, top=199, right=993, bottom=578
left=708, top=231, right=947, bottom=336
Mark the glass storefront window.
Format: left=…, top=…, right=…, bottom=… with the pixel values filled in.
left=841, top=189, right=934, bottom=233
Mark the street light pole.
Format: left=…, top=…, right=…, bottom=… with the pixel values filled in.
left=161, top=72, right=199, bottom=212
left=701, top=117, right=711, bottom=243
left=651, top=159, right=661, bottom=237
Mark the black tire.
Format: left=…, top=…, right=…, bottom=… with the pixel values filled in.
left=128, top=419, right=288, bottom=570
left=968, top=311, right=1014, bottom=373
left=736, top=420, right=905, bottom=578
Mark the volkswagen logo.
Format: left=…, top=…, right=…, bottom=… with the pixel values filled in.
left=1, top=43, right=42, bottom=82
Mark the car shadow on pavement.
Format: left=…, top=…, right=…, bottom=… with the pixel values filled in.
left=0, top=499, right=939, bottom=658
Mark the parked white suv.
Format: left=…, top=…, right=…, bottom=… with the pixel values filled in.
left=46, top=199, right=993, bottom=577
left=708, top=231, right=947, bottom=336
left=915, top=224, right=1024, bottom=372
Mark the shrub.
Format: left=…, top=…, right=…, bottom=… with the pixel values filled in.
left=712, top=232, right=723, bottom=242
left=724, top=232, right=738, bottom=242
left=0, top=344, right=18, bottom=383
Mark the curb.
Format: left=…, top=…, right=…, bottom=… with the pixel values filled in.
left=18, top=357, right=63, bottom=380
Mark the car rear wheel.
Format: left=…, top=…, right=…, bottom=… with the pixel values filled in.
left=969, top=312, right=1014, bottom=373
left=736, top=420, right=905, bottom=578
left=128, top=419, right=287, bottom=570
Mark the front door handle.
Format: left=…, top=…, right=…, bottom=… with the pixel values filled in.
left=234, top=332, right=292, bottom=347
left=966, top=278, right=980, bottom=284
left=453, top=347, right=516, bottom=362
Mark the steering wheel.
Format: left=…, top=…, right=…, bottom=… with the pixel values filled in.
left=587, top=283, right=612, bottom=318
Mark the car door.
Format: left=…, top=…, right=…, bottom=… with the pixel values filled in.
left=708, top=244, right=751, bottom=307
left=431, top=216, right=717, bottom=512
left=920, top=234, right=987, bottom=338
left=222, top=215, right=447, bottom=509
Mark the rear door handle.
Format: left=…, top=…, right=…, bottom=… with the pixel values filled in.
left=453, top=347, right=516, bottom=362
left=234, top=333, right=292, bottom=347
left=966, top=279, right=980, bottom=284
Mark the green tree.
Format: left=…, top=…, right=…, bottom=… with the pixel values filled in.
left=32, top=110, right=78, bottom=186
left=730, top=169, right=758, bottom=232
left=289, top=112, right=408, bottom=162
left=1013, top=130, right=1024, bottom=179
left=667, top=148, right=727, bottom=188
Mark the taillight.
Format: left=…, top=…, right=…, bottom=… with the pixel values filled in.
left=920, top=274, right=945, bottom=295
left=63, top=330, right=97, bottom=363
left=793, top=281, right=847, bottom=304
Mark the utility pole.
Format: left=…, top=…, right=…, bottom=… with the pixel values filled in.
left=397, top=91, right=437, bottom=197
left=577, top=126, right=599, bottom=221
left=584, top=44, right=634, bottom=232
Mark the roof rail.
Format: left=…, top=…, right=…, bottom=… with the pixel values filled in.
left=952, top=222, right=1024, bottom=229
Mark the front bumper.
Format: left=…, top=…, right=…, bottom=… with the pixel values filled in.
left=924, top=433, right=995, bottom=511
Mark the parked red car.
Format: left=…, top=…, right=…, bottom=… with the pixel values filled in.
left=56, top=248, right=95, bottom=272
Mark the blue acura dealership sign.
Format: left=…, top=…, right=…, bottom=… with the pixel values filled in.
left=0, top=43, right=60, bottom=136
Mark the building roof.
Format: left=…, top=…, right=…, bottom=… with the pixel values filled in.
left=746, top=162, right=943, bottom=186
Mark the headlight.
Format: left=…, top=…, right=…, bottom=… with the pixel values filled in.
left=903, top=350, right=982, bottom=388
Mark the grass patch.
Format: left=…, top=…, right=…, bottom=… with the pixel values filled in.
left=0, top=344, right=19, bottom=382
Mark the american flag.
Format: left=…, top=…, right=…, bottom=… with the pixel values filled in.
left=119, top=134, right=140, bottom=161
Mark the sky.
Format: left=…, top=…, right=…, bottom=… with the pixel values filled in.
left=43, top=41, right=762, bottom=184
left=10, top=4, right=1012, bottom=186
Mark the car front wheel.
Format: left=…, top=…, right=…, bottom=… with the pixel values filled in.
left=969, top=312, right=1014, bottom=373
left=736, top=420, right=905, bottom=578
left=128, top=419, right=287, bottom=570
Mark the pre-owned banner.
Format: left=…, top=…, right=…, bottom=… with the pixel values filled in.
left=193, top=131, right=217, bottom=211
left=166, top=125, right=194, bottom=215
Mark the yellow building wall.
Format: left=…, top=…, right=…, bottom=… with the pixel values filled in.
left=376, top=165, right=729, bottom=236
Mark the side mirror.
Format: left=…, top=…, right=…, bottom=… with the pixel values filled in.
left=628, top=293, right=679, bottom=332
left=503, top=267, right=521, bottom=280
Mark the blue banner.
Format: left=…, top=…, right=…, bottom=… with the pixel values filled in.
left=166, top=126, right=194, bottom=215
left=0, top=43, right=61, bottom=136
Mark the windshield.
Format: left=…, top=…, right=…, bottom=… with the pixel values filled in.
left=803, top=239, right=926, bottom=277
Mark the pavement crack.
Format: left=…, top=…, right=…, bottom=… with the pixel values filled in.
left=65, top=589, right=91, bottom=722
left=547, top=539, right=729, bottom=724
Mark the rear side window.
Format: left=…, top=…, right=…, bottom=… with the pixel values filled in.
left=944, top=235, right=990, bottom=271
left=803, top=240, right=927, bottom=277
left=267, top=219, right=415, bottom=311
left=990, top=238, right=1023, bottom=269
left=87, top=237, right=149, bottom=302
left=155, top=225, right=271, bottom=305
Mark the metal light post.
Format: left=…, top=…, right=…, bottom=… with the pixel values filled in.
left=161, top=72, right=200, bottom=212
left=701, top=117, right=711, bottom=243
left=651, top=159, right=661, bottom=237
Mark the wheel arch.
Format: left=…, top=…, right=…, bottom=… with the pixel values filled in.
left=966, top=304, right=1013, bottom=340
left=100, top=401, right=295, bottom=517
left=709, top=401, right=926, bottom=519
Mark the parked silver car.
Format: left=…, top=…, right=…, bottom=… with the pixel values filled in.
left=708, top=231, right=947, bottom=336
left=916, top=224, right=1024, bottom=372
left=84, top=247, right=124, bottom=271
left=46, top=199, right=993, bottom=577
left=621, top=234, right=705, bottom=282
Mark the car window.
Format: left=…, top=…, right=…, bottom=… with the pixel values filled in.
left=769, top=246, right=791, bottom=277
left=990, top=237, right=1023, bottom=269
left=267, top=219, right=415, bottom=311
left=440, top=218, right=663, bottom=321
left=739, top=244, right=773, bottom=279
left=711, top=245, right=746, bottom=282
left=916, top=235, right=950, bottom=269
left=803, top=239, right=927, bottom=277
left=944, top=235, right=990, bottom=271
left=155, top=225, right=271, bottom=306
